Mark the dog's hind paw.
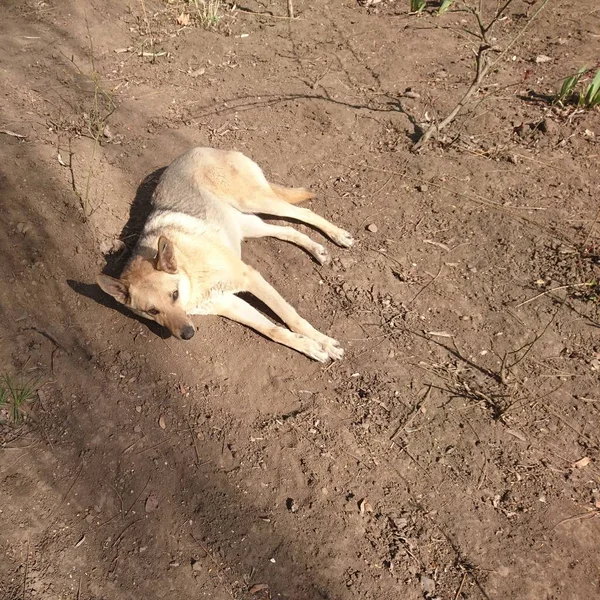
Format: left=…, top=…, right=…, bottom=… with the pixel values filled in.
left=331, top=228, right=354, bottom=248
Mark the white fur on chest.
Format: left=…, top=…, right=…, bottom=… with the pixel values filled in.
left=188, top=290, right=234, bottom=316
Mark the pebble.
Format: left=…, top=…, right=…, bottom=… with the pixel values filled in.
left=366, top=223, right=378, bottom=233
left=145, top=495, right=159, bottom=513
left=16, top=222, right=32, bottom=234
left=417, top=184, right=428, bottom=192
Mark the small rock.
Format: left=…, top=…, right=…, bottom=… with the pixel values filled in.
left=145, top=495, right=159, bottom=513
left=102, top=124, right=114, bottom=142
left=286, top=498, right=298, bottom=513
left=535, top=54, right=552, bottom=64
left=158, top=415, right=166, bottom=429
left=366, top=223, right=378, bottom=233
left=133, top=425, right=141, bottom=433
left=135, top=405, right=142, bottom=413
left=417, top=184, right=428, bottom=192
left=191, top=558, right=203, bottom=572
left=420, top=574, right=436, bottom=595
left=538, top=119, right=555, bottom=135
left=16, top=222, right=32, bottom=234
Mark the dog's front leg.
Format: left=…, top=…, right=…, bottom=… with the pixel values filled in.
left=244, top=270, right=343, bottom=360
left=210, top=294, right=332, bottom=362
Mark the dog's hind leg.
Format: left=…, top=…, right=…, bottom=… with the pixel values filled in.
left=230, top=185, right=354, bottom=248
left=212, top=294, right=331, bottom=362
left=238, top=213, right=330, bottom=265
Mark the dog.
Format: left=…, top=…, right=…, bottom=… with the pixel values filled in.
left=97, top=147, right=353, bottom=362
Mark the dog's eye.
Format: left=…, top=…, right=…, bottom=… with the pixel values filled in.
left=172, top=290, right=179, bottom=301
left=147, top=308, right=160, bottom=316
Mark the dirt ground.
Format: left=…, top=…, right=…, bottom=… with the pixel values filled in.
left=1, top=1, right=599, bottom=599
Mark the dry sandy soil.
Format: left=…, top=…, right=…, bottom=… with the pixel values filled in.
left=1, top=1, right=599, bottom=599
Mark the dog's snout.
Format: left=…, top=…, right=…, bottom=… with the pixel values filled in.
left=180, top=325, right=195, bottom=340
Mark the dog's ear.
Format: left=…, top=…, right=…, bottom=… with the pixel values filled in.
left=156, top=236, right=177, bottom=274
left=97, top=274, right=130, bottom=304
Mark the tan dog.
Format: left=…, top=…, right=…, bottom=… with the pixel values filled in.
left=97, top=147, right=353, bottom=361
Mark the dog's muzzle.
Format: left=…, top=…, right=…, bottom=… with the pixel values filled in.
left=180, top=325, right=195, bottom=340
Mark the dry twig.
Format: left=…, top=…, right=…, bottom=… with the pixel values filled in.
left=414, top=0, right=552, bottom=151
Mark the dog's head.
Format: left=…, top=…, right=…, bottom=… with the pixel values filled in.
left=97, top=236, right=195, bottom=340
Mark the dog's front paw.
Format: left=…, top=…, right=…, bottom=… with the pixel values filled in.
left=295, top=335, right=330, bottom=362
left=312, top=244, right=330, bottom=265
left=331, top=228, right=354, bottom=248
left=320, top=336, right=344, bottom=360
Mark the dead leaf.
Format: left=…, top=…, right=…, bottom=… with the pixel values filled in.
left=177, top=12, right=190, bottom=26
left=249, top=583, right=269, bottom=594
left=188, top=67, right=206, bottom=78
left=145, top=495, right=159, bottom=513
left=505, top=428, right=527, bottom=442
left=358, top=498, right=373, bottom=515
left=573, top=457, right=591, bottom=469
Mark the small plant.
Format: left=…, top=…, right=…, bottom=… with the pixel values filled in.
left=409, top=0, right=454, bottom=14
left=189, top=0, right=223, bottom=28
left=410, top=0, right=426, bottom=13
left=0, top=373, right=39, bottom=424
left=555, top=67, right=600, bottom=108
left=582, top=69, right=600, bottom=108
left=438, top=0, right=454, bottom=15
left=555, top=67, right=587, bottom=106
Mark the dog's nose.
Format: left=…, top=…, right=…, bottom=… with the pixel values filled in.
left=180, top=325, right=195, bottom=340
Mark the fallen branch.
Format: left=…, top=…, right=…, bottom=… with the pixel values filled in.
left=414, top=0, right=552, bottom=151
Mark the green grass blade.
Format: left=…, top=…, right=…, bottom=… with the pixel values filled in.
left=438, top=0, right=454, bottom=14
left=583, top=69, right=600, bottom=107
left=555, top=66, right=587, bottom=105
left=410, top=0, right=426, bottom=13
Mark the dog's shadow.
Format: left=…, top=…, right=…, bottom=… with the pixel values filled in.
left=68, top=167, right=171, bottom=339
left=107, top=167, right=166, bottom=277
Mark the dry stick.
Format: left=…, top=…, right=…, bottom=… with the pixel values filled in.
left=111, top=518, right=142, bottom=548
left=22, top=540, right=29, bottom=600
left=287, top=0, right=294, bottom=19
left=554, top=510, right=600, bottom=528
left=500, top=305, right=561, bottom=383
left=582, top=204, right=600, bottom=249
left=414, top=0, right=552, bottom=151
left=453, top=572, right=467, bottom=600
left=515, top=283, right=593, bottom=308
left=390, top=384, right=433, bottom=442
left=0, top=129, right=27, bottom=139
left=189, top=533, right=236, bottom=599
left=124, top=476, right=151, bottom=517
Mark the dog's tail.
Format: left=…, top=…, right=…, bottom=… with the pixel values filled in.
left=270, top=183, right=314, bottom=205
